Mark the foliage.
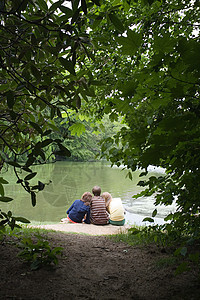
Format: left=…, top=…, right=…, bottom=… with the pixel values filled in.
left=0, top=0, right=99, bottom=228
left=17, top=233, right=63, bottom=270
left=53, top=113, right=125, bottom=161
left=86, top=0, right=200, bottom=238
left=110, top=225, right=200, bottom=275
left=0, top=209, right=30, bottom=231
left=1, top=0, right=200, bottom=240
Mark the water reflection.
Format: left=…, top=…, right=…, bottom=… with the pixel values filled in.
left=1, top=161, right=176, bottom=225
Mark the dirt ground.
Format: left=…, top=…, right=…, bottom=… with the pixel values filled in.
left=0, top=224, right=200, bottom=300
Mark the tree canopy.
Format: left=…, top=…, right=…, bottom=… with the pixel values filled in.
left=91, top=0, right=200, bottom=237
left=1, top=0, right=200, bottom=238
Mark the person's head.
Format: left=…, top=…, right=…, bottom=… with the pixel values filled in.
left=102, top=192, right=112, bottom=207
left=81, top=192, right=92, bottom=206
left=92, top=186, right=101, bottom=196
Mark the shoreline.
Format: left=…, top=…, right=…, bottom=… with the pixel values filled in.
left=30, top=222, right=131, bottom=235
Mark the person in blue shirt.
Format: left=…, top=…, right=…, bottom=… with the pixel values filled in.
left=66, top=192, right=92, bottom=224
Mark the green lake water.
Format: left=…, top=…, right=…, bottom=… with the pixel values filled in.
left=1, top=161, right=176, bottom=225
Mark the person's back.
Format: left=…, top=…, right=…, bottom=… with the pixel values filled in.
left=108, top=198, right=125, bottom=221
left=90, top=186, right=109, bottom=225
left=102, top=192, right=125, bottom=226
left=66, top=192, right=92, bottom=224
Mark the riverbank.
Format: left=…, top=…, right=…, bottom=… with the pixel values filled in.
left=30, top=222, right=131, bottom=235
left=1, top=230, right=199, bottom=300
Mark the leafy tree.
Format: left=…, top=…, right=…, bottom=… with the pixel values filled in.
left=52, top=112, right=125, bottom=161
left=88, top=0, right=200, bottom=237
left=1, top=0, right=200, bottom=241
left=0, top=0, right=98, bottom=229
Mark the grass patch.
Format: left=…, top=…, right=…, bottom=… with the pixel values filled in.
left=108, top=226, right=151, bottom=246
left=155, top=256, right=178, bottom=268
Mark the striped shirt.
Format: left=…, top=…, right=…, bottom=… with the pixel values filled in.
left=90, top=196, right=109, bottom=225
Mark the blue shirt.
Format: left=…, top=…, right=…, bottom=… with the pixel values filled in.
left=66, top=200, right=90, bottom=224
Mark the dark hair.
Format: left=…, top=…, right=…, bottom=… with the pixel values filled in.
left=81, top=192, right=92, bottom=206
left=92, top=186, right=101, bottom=196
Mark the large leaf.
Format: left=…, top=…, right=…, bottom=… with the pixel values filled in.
left=55, top=144, right=71, bottom=157
left=31, top=192, right=36, bottom=207
left=29, top=122, right=43, bottom=135
left=24, top=172, right=37, bottom=181
left=60, top=5, right=73, bottom=17
left=7, top=161, right=21, bottom=168
left=6, top=90, right=15, bottom=108
left=59, top=58, right=76, bottom=75
left=0, top=183, right=4, bottom=197
left=37, top=0, right=48, bottom=11
left=108, top=13, right=124, bottom=33
left=81, top=0, right=87, bottom=14
left=116, top=29, right=142, bottom=55
left=0, top=196, right=13, bottom=202
left=14, top=217, right=30, bottom=223
left=69, top=123, right=86, bottom=136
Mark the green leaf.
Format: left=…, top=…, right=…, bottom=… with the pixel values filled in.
left=37, top=0, right=48, bottom=11
left=30, top=122, right=43, bottom=135
left=126, top=171, right=132, bottom=180
left=154, top=33, right=176, bottom=53
left=180, top=247, right=187, bottom=257
left=90, top=80, right=104, bottom=86
left=14, top=217, right=30, bottom=223
left=142, top=217, right=154, bottom=223
left=108, top=13, right=124, bottom=33
left=26, top=156, right=36, bottom=168
left=91, top=0, right=100, bottom=5
left=72, top=0, right=80, bottom=11
left=175, top=262, right=189, bottom=275
left=55, top=144, right=71, bottom=157
left=128, top=227, right=140, bottom=235
left=69, top=123, right=86, bottom=137
left=0, top=177, right=9, bottom=184
left=49, top=0, right=64, bottom=12
left=117, top=30, right=142, bottom=55
left=60, top=5, right=73, bottom=17
left=59, top=58, right=76, bottom=76
left=6, top=90, right=15, bottom=108
left=16, top=179, right=23, bottom=184
left=22, top=167, right=32, bottom=173
left=7, top=161, right=21, bottom=168
left=0, top=84, right=9, bottom=92
left=40, top=139, right=53, bottom=148
left=137, top=180, right=146, bottom=187
left=0, top=196, right=13, bottom=202
left=24, top=172, right=37, bottom=181
left=31, top=260, right=41, bottom=271
left=81, top=0, right=87, bottom=14
left=30, top=65, right=41, bottom=80
left=152, top=209, right=157, bottom=217
left=38, top=181, right=45, bottom=191
left=31, top=192, right=36, bottom=207
left=43, top=129, right=52, bottom=136
left=0, top=183, right=4, bottom=197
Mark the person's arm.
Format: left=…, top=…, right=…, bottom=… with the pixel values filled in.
left=83, top=208, right=91, bottom=224
left=66, top=201, right=75, bottom=214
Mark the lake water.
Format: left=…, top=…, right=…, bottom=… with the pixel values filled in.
left=1, top=161, right=176, bottom=226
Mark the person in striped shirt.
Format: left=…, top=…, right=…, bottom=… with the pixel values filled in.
left=90, top=186, right=109, bottom=225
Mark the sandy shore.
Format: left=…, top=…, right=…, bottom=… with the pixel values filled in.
left=30, top=222, right=131, bottom=235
